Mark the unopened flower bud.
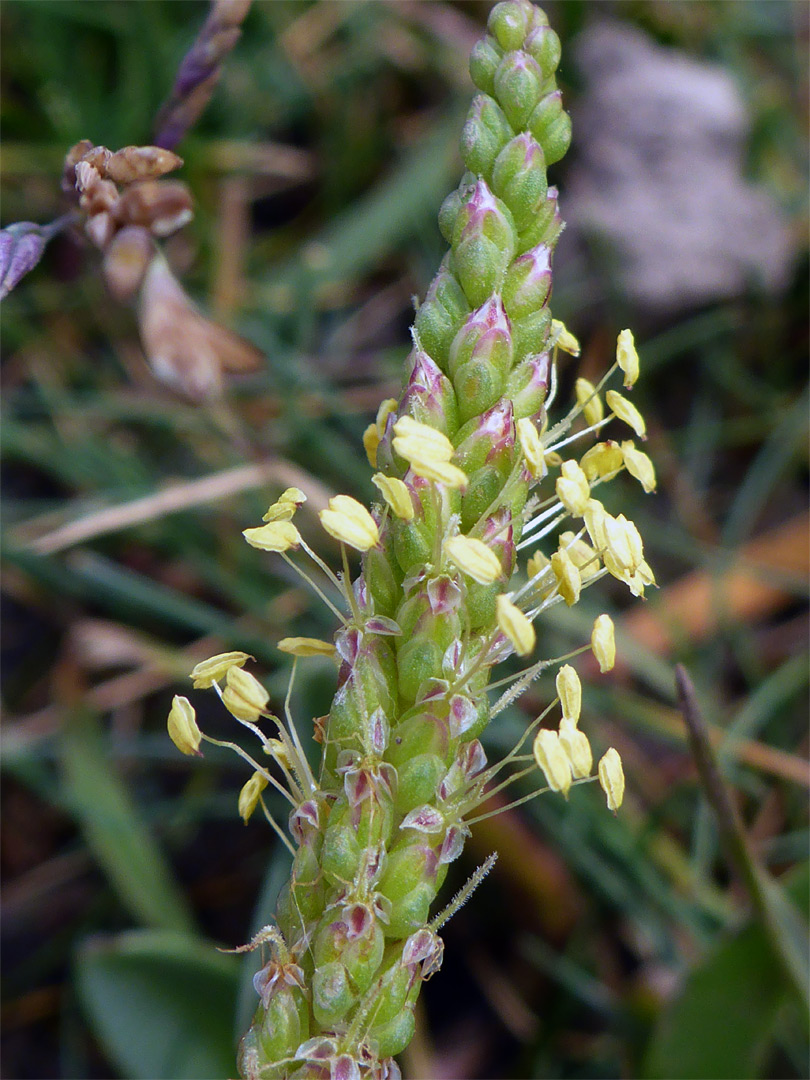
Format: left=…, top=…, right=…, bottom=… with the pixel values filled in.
left=496, top=594, right=535, bottom=656
left=551, top=546, right=581, bottom=605
left=555, top=664, right=581, bottom=723
left=502, top=243, right=552, bottom=321
left=620, top=442, right=656, bottom=493
left=533, top=728, right=572, bottom=796
left=493, top=49, right=544, bottom=131
left=105, top=145, right=183, bottom=185
left=238, top=771, right=268, bottom=823
left=167, top=695, right=202, bottom=756
left=516, top=417, right=545, bottom=478
left=243, top=521, right=301, bottom=552
left=413, top=266, right=470, bottom=371
left=559, top=718, right=592, bottom=778
left=598, top=748, right=625, bottom=811
left=222, top=666, right=270, bottom=722
left=460, top=94, right=512, bottom=179
left=373, top=473, right=415, bottom=521
left=400, top=347, right=459, bottom=434
left=491, top=133, right=547, bottom=232
left=525, top=23, right=562, bottom=78
left=591, top=614, right=616, bottom=673
left=606, top=389, right=646, bottom=440
left=575, top=377, right=604, bottom=426
left=277, top=637, right=336, bottom=658
left=469, top=35, right=502, bottom=96
left=508, top=352, right=550, bottom=418
left=444, top=535, right=502, bottom=584
left=527, top=90, right=571, bottom=165
left=452, top=179, right=516, bottom=307
left=190, top=651, right=252, bottom=689
left=616, top=329, right=639, bottom=389
left=556, top=459, right=590, bottom=516
left=488, top=1, right=530, bottom=51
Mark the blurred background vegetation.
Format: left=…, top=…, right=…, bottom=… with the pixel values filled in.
left=1, top=1, right=807, bottom=1078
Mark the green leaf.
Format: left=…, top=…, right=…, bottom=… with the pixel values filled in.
left=61, top=709, right=195, bottom=934
left=76, top=930, right=239, bottom=1080
left=643, top=863, right=809, bottom=1079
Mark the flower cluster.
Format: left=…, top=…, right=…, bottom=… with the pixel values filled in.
left=167, top=4, right=653, bottom=1077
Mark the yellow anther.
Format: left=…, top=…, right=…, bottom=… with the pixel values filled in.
left=591, top=614, right=616, bottom=673
left=551, top=318, right=581, bottom=357
left=559, top=718, right=592, bottom=779
left=527, top=549, right=550, bottom=581
left=556, top=459, right=590, bottom=517
left=575, top=377, right=604, bottom=426
left=243, top=521, right=302, bottom=552
left=606, top=389, right=646, bottom=440
left=238, top=771, right=268, bottom=823
left=496, top=595, right=536, bottom=657
left=372, top=473, right=415, bottom=521
left=556, top=664, right=582, bottom=723
left=558, top=532, right=600, bottom=580
left=277, top=637, right=336, bottom=658
left=580, top=441, right=624, bottom=482
left=409, top=458, right=469, bottom=490
left=262, top=488, right=307, bottom=522
left=263, top=738, right=290, bottom=767
left=533, top=728, right=572, bottom=797
left=516, top=417, right=546, bottom=479
left=598, top=747, right=625, bottom=811
left=376, top=397, right=398, bottom=433
left=222, top=666, right=270, bottom=723
left=616, top=329, right=639, bottom=389
left=363, top=423, right=381, bottom=468
left=392, top=416, right=454, bottom=464
left=320, top=495, right=380, bottom=552
left=551, top=546, right=582, bottom=606
left=190, top=651, right=252, bottom=689
left=444, top=535, right=502, bottom=585
left=620, top=441, right=656, bottom=493
left=167, top=695, right=202, bottom=756
left=583, top=498, right=608, bottom=551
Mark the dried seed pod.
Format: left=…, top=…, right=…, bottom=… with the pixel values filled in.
left=61, top=139, right=95, bottom=195
left=114, top=180, right=194, bottom=237
left=102, top=226, right=154, bottom=302
left=105, top=145, right=183, bottom=184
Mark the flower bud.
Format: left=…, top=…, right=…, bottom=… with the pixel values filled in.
left=621, top=441, right=656, bottom=493
left=238, top=771, right=268, bottom=823
left=460, top=95, right=512, bottom=179
left=508, top=352, right=550, bottom=419
left=190, top=651, right=252, bottom=688
left=243, top=520, right=301, bottom=552
left=372, top=473, right=415, bottom=521
left=167, top=695, right=202, bottom=755
left=320, top=495, right=380, bottom=551
left=527, top=90, right=572, bottom=165
left=413, top=264, right=470, bottom=371
left=491, top=133, right=548, bottom=232
left=277, top=637, right=336, bottom=658
left=524, top=23, right=562, bottom=78
left=606, top=389, right=646, bottom=439
left=496, top=594, right=535, bottom=656
left=469, top=35, right=503, bottom=96
left=400, top=347, right=459, bottom=435
left=488, top=1, right=530, bottom=50
left=580, top=441, right=623, bottom=482
left=447, top=297, right=513, bottom=414
left=444, top=535, right=502, bottom=585
left=558, top=718, right=592, bottom=779
left=455, top=399, right=516, bottom=478
left=502, top=243, right=552, bottom=321
left=104, top=145, right=183, bottom=184
left=555, top=664, right=581, bottom=723
left=551, top=546, right=581, bottom=605
left=598, top=747, right=625, bottom=811
left=575, top=377, right=604, bottom=426
left=494, top=50, right=544, bottom=131
left=616, top=328, right=639, bottom=389
left=556, top=459, right=590, bottom=516
left=223, top=666, right=270, bottom=723
left=452, top=180, right=516, bottom=307
left=516, top=416, right=545, bottom=478
left=533, top=728, right=572, bottom=796
left=591, top=614, right=616, bottom=673
left=516, top=184, right=563, bottom=253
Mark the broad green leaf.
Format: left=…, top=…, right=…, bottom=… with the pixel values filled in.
left=76, top=930, right=239, bottom=1080
left=643, top=863, right=809, bottom=1079
left=61, top=709, right=195, bottom=934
